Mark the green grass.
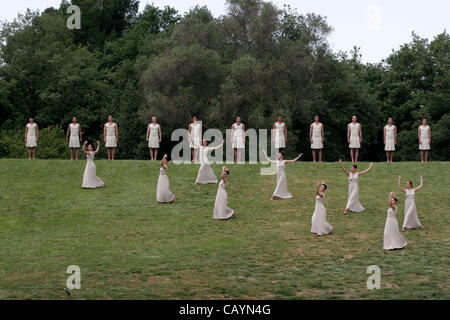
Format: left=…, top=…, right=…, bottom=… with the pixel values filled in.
left=0, top=159, right=449, bottom=300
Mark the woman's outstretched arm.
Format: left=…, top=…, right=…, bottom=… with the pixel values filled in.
left=398, top=176, right=406, bottom=193
left=262, top=150, right=275, bottom=163
left=415, top=174, right=424, bottom=192
left=285, top=153, right=303, bottom=163
left=359, top=162, right=374, bottom=175
left=339, top=159, right=349, bottom=176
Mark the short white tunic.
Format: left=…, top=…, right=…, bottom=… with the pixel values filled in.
left=69, top=123, right=81, bottom=148
left=232, top=123, right=245, bottom=149
left=274, top=122, right=286, bottom=149
left=148, top=123, right=160, bottom=148
left=348, top=123, right=361, bottom=149
left=26, top=123, right=37, bottom=148
left=384, top=125, right=395, bottom=151
left=190, top=123, right=202, bottom=149
left=105, top=123, right=117, bottom=148
left=419, top=125, right=430, bottom=150
left=311, top=123, right=323, bottom=149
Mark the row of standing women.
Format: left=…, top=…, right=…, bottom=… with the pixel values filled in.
left=24, top=114, right=433, bottom=163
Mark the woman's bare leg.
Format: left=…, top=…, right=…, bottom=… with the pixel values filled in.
left=350, top=149, right=354, bottom=163
left=420, top=151, right=424, bottom=163
left=32, top=148, right=36, bottom=160
left=28, top=148, right=32, bottom=160
left=425, top=151, right=429, bottom=163
left=312, top=149, right=316, bottom=163
left=355, top=149, right=359, bottom=163
left=75, top=148, right=79, bottom=160
left=154, top=149, right=158, bottom=161
left=319, top=149, right=323, bottom=162
left=70, top=148, right=74, bottom=160
left=111, top=148, right=115, bottom=160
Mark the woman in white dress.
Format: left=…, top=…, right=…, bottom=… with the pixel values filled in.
left=189, top=117, right=202, bottom=163
left=311, top=180, right=333, bottom=236
left=310, top=115, right=324, bottom=163
left=82, top=141, right=105, bottom=189
left=347, top=116, right=362, bottom=163
left=24, top=117, right=39, bottom=160
left=146, top=116, right=162, bottom=161
left=418, top=119, right=431, bottom=163
left=156, top=154, right=176, bottom=203
left=190, top=138, right=224, bottom=185
left=384, top=192, right=408, bottom=250
left=339, top=160, right=373, bottom=214
left=213, top=166, right=236, bottom=221
left=398, top=174, right=424, bottom=231
left=103, top=115, right=118, bottom=160
left=263, top=150, right=303, bottom=200
left=273, top=115, right=287, bottom=153
left=231, top=117, right=246, bottom=163
left=66, top=116, right=82, bottom=160
left=384, top=118, right=397, bottom=163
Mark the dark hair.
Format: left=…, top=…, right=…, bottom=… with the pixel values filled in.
left=393, top=197, right=398, bottom=203
left=29, top=116, right=34, bottom=120
left=321, top=184, right=327, bottom=190
left=352, top=164, right=358, bottom=169
left=225, top=170, right=230, bottom=175
left=280, top=152, right=285, bottom=158
left=407, top=181, right=413, bottom=187
left=277, top=114, right=282, bottom=117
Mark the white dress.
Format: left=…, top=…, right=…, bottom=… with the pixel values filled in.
left=348, top=123, right=361, bottom=149
left=384, top=125, right=395, bottom=151
left=384, top=206, right=408, bottom=250
left=346, top=172, right=364, bottom=212
left=195, top=147, right=217, bottom=184
left=274, top=122, right=286, bottom=149
left=190, top=123, right=202, bottom=149
left=272, top=161, right=293, bottom=199
left=213, top=179, right=235, bottom=220
left=69, top=123, right=81, bottom=148
left=148, top=123, right=160, bottom=148
left=419, top=125, right=430, bottom=150
left=403, top=189, right=423, bottom=230
left=311, top=123, right=323, bottom=149
left=105, top=123, right=117, bottom=148
left=26, top=123, right=37, bottom=148
left=156, top=166, right=175, bottom=203
left=82, top=152, right=104, bottom=188
left=311, top=194, right=333, bottom=235
left=232, top=123, right=245, bottom=149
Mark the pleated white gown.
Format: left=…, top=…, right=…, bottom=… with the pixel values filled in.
left=348, top=123, right=361, bottom=148
left=403, top=189, right=423, bottom=229
left=148, top=123, right=160, bottom=148
left=419, top=125, right=431, bottom=150
left=274, top=122, right=286, bottom=149
left=156, top=166, right=175, bottom=203
left=384, top=125, right=395, bottom=151
left=105, top=123, right=117, bottom=147
left=311, top=194, right=333, bottom=235
left=213, top=180, right=235, bottom=220
left=69, top=123, right=81, bottom=148
left=195, top=147, right=217, bottom=184
left=272, top=161, right=293, bottom=199
left=346, top=172, right=364, bottom=212
left=384, top=206, right=408, bottom=250
left=82, top=152, right=104, bottom=188
left=26, top=123, right=37, bottom=148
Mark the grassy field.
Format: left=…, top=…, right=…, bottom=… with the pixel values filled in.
left=0, top=159, right=448, bottom=300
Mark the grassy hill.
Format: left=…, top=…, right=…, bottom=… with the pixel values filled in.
left=0, top=159, right=448, bottom=299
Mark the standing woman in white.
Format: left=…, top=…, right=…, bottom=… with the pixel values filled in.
left=213, top=167, right=236, bottom=221
left=384, top=192, right=408, bottom=250
left=103, top=115, right=118, bottom=160
left=263, top=150, right=303, bottom=200
left=398, top=174, right=424, bottom=231
left=347, top=116, right=362, bottom=163
left=25, top=116, right=39, bottom=160
left=146, top=116, right=162, bottom=161
left=156, top=154, right=176, bottom=203
left=191, top=138, right=225, bottom=185
left=66, top=116, right=82, bottom=160
left=418, top=119, right=431, bottom=163
left=273, top=115, right=287, bottom=153
left=311, top=181, right=333, bottom=236
left=231, top=117, right=246, bottom=163
left=188, top=116, right=202, bottom=163
left=310, top=115, right=324, bottom=163
left=82, top=141, right=105, bottom=189
left=384, top=118, right=397, bottom=163
left=339, top=160, right=373, bottom=214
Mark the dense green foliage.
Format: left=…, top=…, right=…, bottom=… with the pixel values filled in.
left=0, top=0, right=448, bottom=160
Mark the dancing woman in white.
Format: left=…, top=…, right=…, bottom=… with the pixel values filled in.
left=156, top=154, right=176, bottom=203
left=231, top=117, right=246, bottom=163
left=146, top=116, right=162, bottom=161
left=398, top=174, right=424, bottom=231
left=25, top=117, right=39, bottom=160
left=104, top=115, right=118, bottom=160
left=189, top=116, right=202, bottom=163
left=311, top=181, right=333, bottom=236
left=384, top=192, right=408, bottom=250
left=190, top=138, right=225, bottom=185
left=213, top=167, right=236, bottom=221
left=347, top=116, right=362, bottom=163
left=82, top=141, right=105, bottom=189
left=418, top=118, right=431, bottom=163
left=339, top=160, right=373, bottom=214
left=263, top=151, right=303, bottom=200
left=273, top=114, right=287, bottom=153
left=66, top=116, right=82, bottom=160
left=384, top=118, right=397, bottom=163
left=310, top=115, right=324, bottom=163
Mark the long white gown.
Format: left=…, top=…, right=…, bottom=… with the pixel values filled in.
left=232, top=123, right=245, bottom=149
left=403, top=189, right=423, bottom=229
left=384, top=125, right=395, bottom=151
left=311, top=194, right=333, bottom=235
left=82, top=152, right=104, bottom=189
left=105, top=123, right=117, bottom=147
left=213, top=179, right=235, bottom=220
left=195, top=147, right=217, bottom=184
left=384, top=206, right=408, bottom=250
left=348, top=123, right=361, bottom=149
left=419, top=125, right=430, bottom=150
left=26, top=123, right=37, bottom=148
left=69, top=123, right=81, bottom=148
left=274, top=122, right=286, bottom=149
left=156, top=166, right=175, bottom=203
left=311, top=123, right=323, bottom=149
left=346, top=172, right=364, bottom=212
left=148, top=123, right=160, bottom=148
left=272, top=161, right=293, bottom=199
